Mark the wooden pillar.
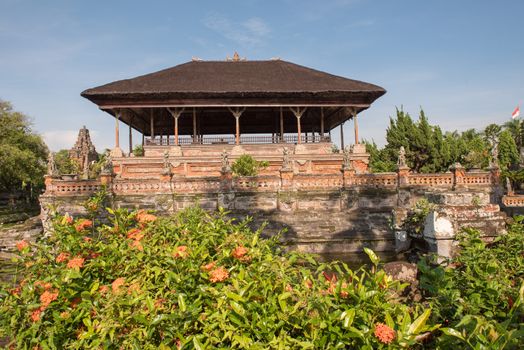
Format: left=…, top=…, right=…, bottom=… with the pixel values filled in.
left=128, top=114, right=133, bottom=155
left=289, top=107, right=306, bottom=144
left=280, top=107, right=284, bottom=142
left=141, top=133, right=144, bottom=147
left=340, top=122, right=345, bottom=150
left=115, top=110, right=120, bottom=148
left=353, top=110, right=359, bottom=145
left=167, top=107, right=184, bottom=146
left=150, top=109, right=155, bottom=141
left=192, top=107, right=197, bottom=143
left=320, top=107, right=325, bottom=139
left=228, top=107, right=245, bottom=145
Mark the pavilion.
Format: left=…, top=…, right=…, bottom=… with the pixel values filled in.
left=81, top=53, right=386, bottom=160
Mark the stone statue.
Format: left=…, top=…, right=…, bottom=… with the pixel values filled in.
left=101, top=150, right=113, bottom=175
left=397, top=146, right=407, bottom=168
left=221, top=150, right=231, bottom=173
left=342, top=146, right=351, bottom=170
left=162, top=151, right=172, bottom=176
left=506, top=177, right=514, bottom=195
left=47, top=152, right=59, bottom=177
left=282, top=147, right=291, bottom=170
left=489, top=137, right=499, bottom=168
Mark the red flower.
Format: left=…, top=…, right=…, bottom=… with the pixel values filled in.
left=129, top=240, right=144, bottom=251
left=112, top=277, right=125, bottom=293
left=40, top=289, right=59, bottom=308
left=232, top=245, right=251, bottom=262
left=34, top=281, right=52, bottom=291
left=136, top=210, right=157, bottom=224
left=374, top=323, right=396, bottom=344
left=173, top=245, right=189, bottom=259
left=201, top=261, right=216, bottom=271
left=74, top=219, right=92, bottom=232
left=16, top=240, right=29, bottom=252
left=55, top=252, right=70, bottom=263
left=127, top=228, right=144, bottom=241
left=209, top=266, right=229, bottom=283
left=66, top=256, right=85, bottom=269
left=30, top=307, right=44, bottom=322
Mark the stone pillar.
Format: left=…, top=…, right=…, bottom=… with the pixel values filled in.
left=450, top=162, right=465, bottom=190
left=280, top=169, right=294, bottom=190
left=342, top=168, right=355, bottom=188
left=111, top=110, right=124, bottom=157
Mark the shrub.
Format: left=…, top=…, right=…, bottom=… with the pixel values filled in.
left=231, top=154, right=269, bottom=177
left=133, top=144, right=144, bottom=157
left=1, top=204, right=435, bottom=349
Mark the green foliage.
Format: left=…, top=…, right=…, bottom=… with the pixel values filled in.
left=54, top=149, right=79, bottom=175
left=231, top=154, right=269, bottom=177
left=418, top=222, right=524, bottom=348
left=1, top=201, right=437, bottom=349
left=364, top=141, right=396, bottom=172
left=401, top=198, right=435, bottom=236
left=0, top=100, right=48, bottom=193
left=498, top=130, right=519, bottom=170
left=133, top=144, right=144, bottom=157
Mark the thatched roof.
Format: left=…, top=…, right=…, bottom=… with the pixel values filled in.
left=81, top=60, right=385, bottom=107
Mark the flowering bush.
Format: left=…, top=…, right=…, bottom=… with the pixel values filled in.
left=0, top=203, right=437, bottom=348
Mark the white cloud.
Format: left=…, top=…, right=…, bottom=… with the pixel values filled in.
left=43, top=129, right=99, bottom=152
left=203, top=14, right=270, bottom=47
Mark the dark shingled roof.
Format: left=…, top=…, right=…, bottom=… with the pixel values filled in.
left=81, top=60, right=386, bottom=106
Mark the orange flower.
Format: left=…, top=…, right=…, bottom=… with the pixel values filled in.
left=74, top=219, right=93, bottom=232
left=201, top=261, right=216, bottom=271
left=99, top=285, right=109, bottom=294
left=232, top=245, right=251, bottom=262
left=83, top=236, right=92, bottom=242
left=127, top=228, right=144, bottom=241
left=127, top=282, right=141, bottom=295
left=10, top=286, right=21, bottom=296
left=40, top=289, right=59, bottom=308
left=129, top=240, right=144, bottom=251
left=61, top=214, right=73, bottom=225
left=374, top=323, right=396, bottom=344
left=340, top=282, right=349, bottom=298
left=209, top=266, right=229, bottom=283
left=136, top=210, right=157, bottom=224
left=16, top=240, right=29, bottom=252
left=34, top=281, right=52, bottom=291
left=30, top=307, right=44, bottom=322
left=112, top=277, right=125, bottom=293
left=304, top=279, right=313, bottom=289
left=285, top=284, right=293, bottom=292
left=60, top=311, right=70, bottom=319
left=67, top=256, right=85, bottom=269
left=154, top=298, right=166, bottom=309
left=55, top=252, right=70, bottom=263
left=173, top=245, right=189, bottom=259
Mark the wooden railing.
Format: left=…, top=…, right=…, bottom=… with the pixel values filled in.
left=145, top=134, right=330, bottom=145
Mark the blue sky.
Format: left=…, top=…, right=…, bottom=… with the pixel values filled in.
left=1, top=0, right=523, bottom=151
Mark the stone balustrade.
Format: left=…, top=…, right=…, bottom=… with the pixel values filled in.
left=43, top=167, right=500, bottom=198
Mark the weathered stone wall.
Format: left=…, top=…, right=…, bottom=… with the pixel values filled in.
left=40, top=173, right=505, bottom=259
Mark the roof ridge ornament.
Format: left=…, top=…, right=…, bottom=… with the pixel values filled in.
left=226, top=51, right=246, bottom=62
left=191, top=56, right=203, bottom=62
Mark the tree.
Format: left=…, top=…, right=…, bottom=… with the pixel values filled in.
left=503, top=119, right=524, bottom=149
left=0, top=100, right=48, bottom=195
left=497, top=130, right=519, bottom=170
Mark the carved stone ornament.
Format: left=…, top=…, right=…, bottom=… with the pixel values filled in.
left=342, top=146, right=351, bottom=170
left=397, top=146, right=407, bottom=168
left=221, top=150, right=231, bottom=172
left=100, top=150, right=113, bottom=175
left=489, top=138, right=499, bottom=168
left=162, top=151, right=172, bottom=176
left=282, top=147, right=291, bottom=170
left=47, top=152, right=60, bottom=177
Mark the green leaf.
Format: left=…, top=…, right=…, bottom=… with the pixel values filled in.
left=342, top=309, right=355, bottom=328
left=178, top=294, right=187, bottom=313
left=441, top=327, right=465, bottom=341
left=408, top=309, right=431, bottom=335
left=363, top=247, right=379, bottom=266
